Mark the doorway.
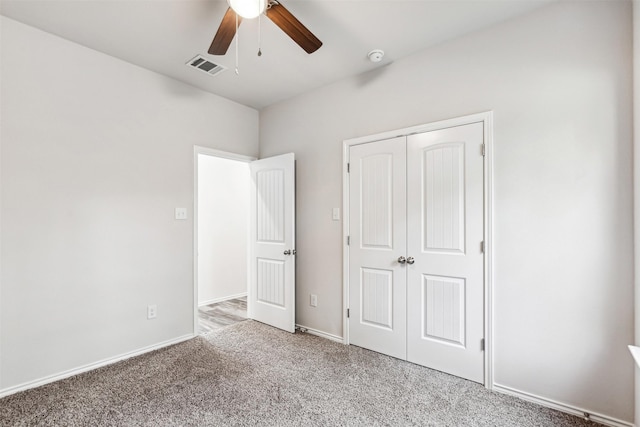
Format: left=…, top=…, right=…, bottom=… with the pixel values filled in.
left=194, top=148, right=254, bottom=335
left=343, top=112, right=494, bottom=386
left=194, top=148, right=298, bottom=336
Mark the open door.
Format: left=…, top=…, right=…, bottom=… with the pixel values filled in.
left=248, top=153, right=296, bottom=333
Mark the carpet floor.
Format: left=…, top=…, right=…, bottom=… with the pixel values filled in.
left=0, top=321, right=597, bottom=426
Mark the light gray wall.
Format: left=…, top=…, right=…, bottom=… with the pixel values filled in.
left=0, top=17, right=258, bottom=390
left=197, top=154, right=249, bottom=305
left=634, top=1, right=640, bottom=425
left=260, top=1, right=633, bottom=422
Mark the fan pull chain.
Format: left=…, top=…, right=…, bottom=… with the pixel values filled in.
left=235, top=12, right=239, bottom=75
left=257, top=12, right=262, bottom=56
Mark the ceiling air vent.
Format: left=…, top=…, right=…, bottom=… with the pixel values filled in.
left=186, top=55, right=226, bottom=77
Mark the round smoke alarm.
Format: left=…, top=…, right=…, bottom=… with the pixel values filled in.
left=368, top=49, right=384, bottom=63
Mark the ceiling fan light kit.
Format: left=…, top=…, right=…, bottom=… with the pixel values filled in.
left=228, top=0, right=267, bottom=19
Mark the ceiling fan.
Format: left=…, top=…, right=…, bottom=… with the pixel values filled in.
left=208, top=0, right=322, bottom=56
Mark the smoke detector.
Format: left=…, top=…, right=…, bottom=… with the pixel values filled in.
left=368, top=49, right=384, bottom=63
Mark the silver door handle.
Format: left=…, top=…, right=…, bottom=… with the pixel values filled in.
left=397, top=256, right=406, bottom=264
left=406, top=257, right=415, bottom=265
left=284, top=250, right=291, bottom=255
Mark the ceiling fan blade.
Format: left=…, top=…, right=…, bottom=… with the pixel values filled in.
left=267, top=2, right=322, bottom=54
left=208, top=7, right=242, bottom=55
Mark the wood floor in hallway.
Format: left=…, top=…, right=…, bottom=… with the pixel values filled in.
left=198, top=296, right=247, bottom=334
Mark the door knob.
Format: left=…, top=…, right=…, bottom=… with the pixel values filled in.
left=397, top=256, right=406, bottom=264
left=284, top=250, right=292, bottom=255
left=406, top=257, right=415, bottom=265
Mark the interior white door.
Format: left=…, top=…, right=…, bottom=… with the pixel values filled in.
left=348, top=137, right=407, bottom=359
left=406, top=122, right=485, bottom=383
left=249, top=153, right=296, bottom=333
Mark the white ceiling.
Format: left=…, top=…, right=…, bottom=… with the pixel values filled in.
left=1, top=0, right=554, bottom=109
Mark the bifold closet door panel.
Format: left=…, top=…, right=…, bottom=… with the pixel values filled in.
left=348, top=137, right=407, bottom=360
left=406, top=122, right=485, bottom=383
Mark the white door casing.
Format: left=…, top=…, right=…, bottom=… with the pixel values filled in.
left=249, top=153, right=296, bottom=333
left=406, top=122, right=485, bottom=383
left=348, top=137, right=407, bottom=359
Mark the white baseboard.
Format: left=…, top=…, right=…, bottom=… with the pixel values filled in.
left=295, top=324, right=343, bottom=343
left=492, top=383, right=633, bottom=427
left=198, top=292, right=247, bottom=307
left=0, top=334, right=194, bottom=399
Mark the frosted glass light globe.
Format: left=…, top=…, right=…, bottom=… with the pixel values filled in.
left=228, top=0, right=267, bottom=19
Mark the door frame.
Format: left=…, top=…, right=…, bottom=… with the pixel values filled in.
left=342, top=112, right=494, bottom=388
left=193, top=146, right=257, bottom=336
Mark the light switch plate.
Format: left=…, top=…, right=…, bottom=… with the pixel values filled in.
left=175, top=208, right=187, bottom=220
left=332, top=208, right=340, bottom=221
left=147, top=304, right=157, bottom=319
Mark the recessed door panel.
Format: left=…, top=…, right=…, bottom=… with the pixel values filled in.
left=423, top=275, right=465, bottom=346
left=256, top=169, right=285, bottom=243
left=361, top=268, right=393, bottom=330
left=257, top=258, right=285, bottom=307
left=360, top=154, right=393, bottom=249
left=423, top=143, right=465, bottom=254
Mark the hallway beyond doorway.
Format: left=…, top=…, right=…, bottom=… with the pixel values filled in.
left=198, top=297, right=247, bottom=335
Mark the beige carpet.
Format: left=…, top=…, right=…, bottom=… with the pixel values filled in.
left=0, top=321, right=596, bottom=426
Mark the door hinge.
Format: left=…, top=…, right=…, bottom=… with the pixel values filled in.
left=481, top=338, right=485, bottom=351
left=347, top=163, right=350, bottom=173
left=347, top=236, right=350, bottom=246
left=480, top=241, right=485, bottom=253
left=347, top=308, right=350, bottom=318
left=481, top=144, right=486, bottom=156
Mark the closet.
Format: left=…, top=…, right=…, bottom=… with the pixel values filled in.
left=346, top=121, right=485, bottom=383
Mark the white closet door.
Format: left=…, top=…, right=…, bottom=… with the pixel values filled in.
left=348, top=137, right=407, bottom=359
left=249, top=153, right=296, bottom=333
left=406, top=122, right=485, bottom=383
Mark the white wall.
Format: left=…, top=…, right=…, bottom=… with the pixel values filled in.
left=0, top=17, right=258, bottom=390
left=633, top=1, right=640, bottom=425
left=197, top=154, right=249, bottom=305
left=260, top=1, right=633, bottom=423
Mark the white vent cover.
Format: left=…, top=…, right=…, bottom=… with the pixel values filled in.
left=186, top=55, right=226, bottom=77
